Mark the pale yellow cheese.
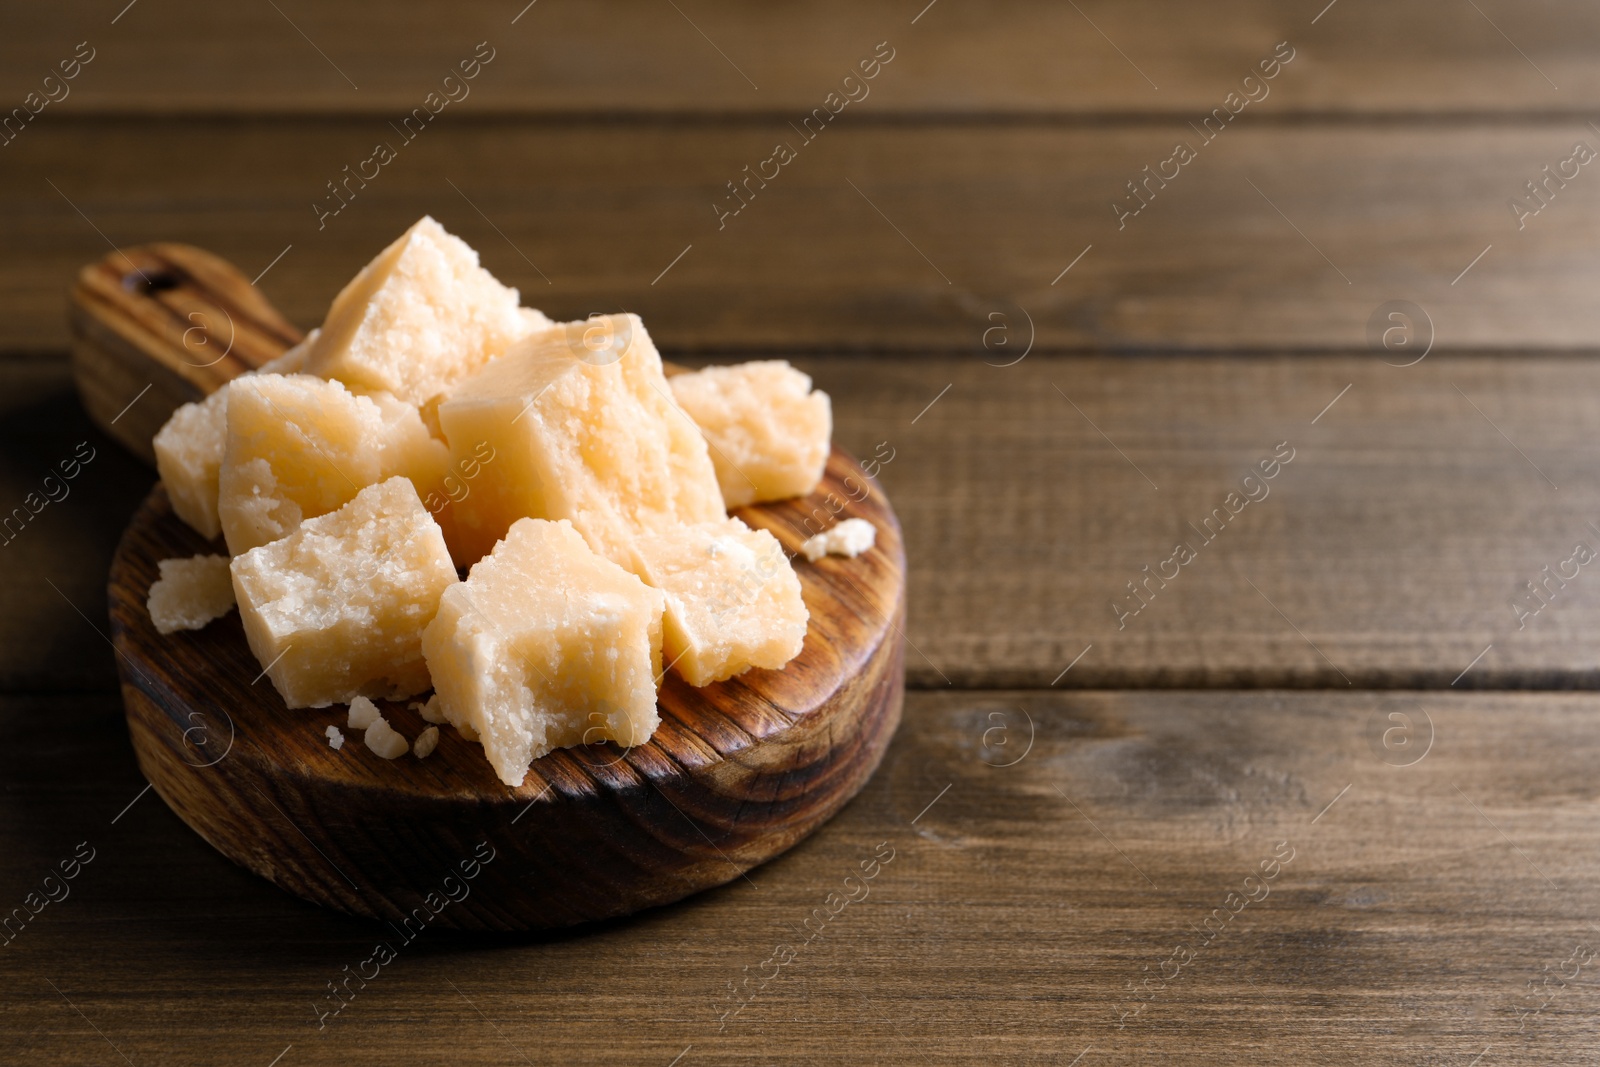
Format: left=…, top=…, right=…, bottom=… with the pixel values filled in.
left=633, top=518, right=807, bottom=686
left=153, top=389, right=230, bottom=539
left=302, top=216, right=544, bottom=407
left=421, top=517, right=665, bottom=787
left=437, top=314, right=725, bottom=567
left=801, top=517, right=876, bottom=561
left=413, top=726, right=440, bottom=759
left=667, top=360, right=832, bottom=508
left=146, top=554, right=236, bottom=634
left=257, top=328, right=319, bottom=376
left=231, top=477, right=457, bottom=709
left=217, top=373, right=448, bottom=555
left=364, top=716, right=409, bottom=759
left=347, top=695, right=380, bottom=730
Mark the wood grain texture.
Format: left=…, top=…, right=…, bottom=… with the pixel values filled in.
left=70, top=243, right=304, bottom=463
left=5, top=688, right=1599, bottom=1064
left=10, top=349, right=1600, bottom=692
left=3, top=0, right=1594, bottom=116
left=5, top=122, right=1600, bottom=354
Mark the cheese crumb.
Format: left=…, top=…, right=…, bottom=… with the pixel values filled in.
left=325, top=724, right=345, bottom=750
left=147, top=554, right=237, bottom=634
left=348, top=695, right=380, bottom=730
left=801, top=518, right=876, bottom=562
left=413, top=726, right=440, bottom=759
left=363, top=716, right=409, bottom=759
left=417, top=695, right=447, bottom=724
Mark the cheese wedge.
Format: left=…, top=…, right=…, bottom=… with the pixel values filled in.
left=421, top=517, right=665, bottom=787
left=231, top=477, right=457, bottom=709
left=154, top=389, right=231, bottom=539
left=633, top=518, right=807, bottom=686
left=436, top=314, right=725, bottom=567
left=302, top=216, right=548, bottom=407
left=667, top=360, right=832, bottom=507
left=217, top=374, right=448, bottom=555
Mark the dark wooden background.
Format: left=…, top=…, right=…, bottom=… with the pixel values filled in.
left=6, top=1, right=1600, bottom=1063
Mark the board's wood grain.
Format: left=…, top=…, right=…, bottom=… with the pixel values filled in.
left=6, top=123, right=1600, bottom=354
left=5, top=688, right=1600, bottom=1064
left=3, top=0, right=1594, bottom=117
left=11, top=349, right=1600, bottom=692
left=109, top=459, right=904, bottom=930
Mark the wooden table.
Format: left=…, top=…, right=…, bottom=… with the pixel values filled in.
left=5, top=2, right=1600, bottom=1062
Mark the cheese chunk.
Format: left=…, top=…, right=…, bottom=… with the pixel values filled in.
left=801, top=518, right=876, bottom=561
left=257, top=328, right=319, bottom=376
left=217, top=374, right=448, bottom=555
left=364, top=716, right=409, bottom=759
left=347, top=695, right=380, bottom=730
left=302, top=216, right=539, bottom=407
left=154, top=389, right=230, bottom=539
left=668, top=360, right=832, bottom=508
left=325, top=724, right=345, bottom=750
left=413, top=726, right=440, bottom=759
left=421, top=517, right=665, bottom=787
left=147, top=554, right=236, bottom=634
left=437, top=314, right=725, bottom=567
left=633, top=518, right=807, bottom=686
left=231, top=477, right=458, bottom=709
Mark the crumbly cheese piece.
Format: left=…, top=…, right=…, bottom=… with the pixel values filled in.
left=668, top=360, right=832, bottom=508
left=302, top=216, right=540, bottom=408
left=364, top=716, right=409, bottom=759
left=413, top=726, right=440, bottom=759
left=154, top=389, right=231, bottom=539
left=801, top=518, right=876, bottom=562
left=437, top=314, right=725, bottom=567
left=417, top=695, right=447, bottom=724
left=421, top=517, right=665, bottom=787
left=146, top=554, right=237, bottom=634
left=217, top=373, right=448, bottom=555
left=231, top=477, right=458, bottom=709
left=633, top=518, right=807, bottom=686
left=325, top=724, right=345, bottom=750
left=347, top=695, right=380, bottom=730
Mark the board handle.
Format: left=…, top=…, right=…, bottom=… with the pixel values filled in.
left=68, top=245, right=303, bottom=465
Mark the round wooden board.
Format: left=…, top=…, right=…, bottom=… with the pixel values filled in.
left=109, top=450, right=903, bottom=931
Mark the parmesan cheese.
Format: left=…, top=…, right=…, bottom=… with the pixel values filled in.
left=801, top=518, right=876, bottom=562
left=633, top=518, right=807, bottom=685
left=302, top=216, right=543, bottom=408
left=668, top=360, right=832, bottom=508
left=325, top=724, right=345, bottom=750
left=437, top=314, right=725, bottom=567
left=413, top=726, right=440, bottom=759
left=146, top=554, right=236, bottom=634
left=363, top=716, right=409, bottom=759
left=347, top=695, right=380, bottom=730
left=421, top=517, right=665, bottom=787
left=230, top=477, right=458, bottom=709
left=257, top=328, right=319, bottom=376
left=216, top=373, right=449, bottom=555
left=153, top=389, right=230, bottom=539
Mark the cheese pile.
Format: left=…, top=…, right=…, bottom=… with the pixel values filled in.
left=147, top=217, right=850, bottom=787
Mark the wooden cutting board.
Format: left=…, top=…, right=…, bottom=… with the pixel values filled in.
left=69, top=244, right=905, bottom=932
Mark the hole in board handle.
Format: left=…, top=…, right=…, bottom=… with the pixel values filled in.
left=123, top=270, right=181, bottom=295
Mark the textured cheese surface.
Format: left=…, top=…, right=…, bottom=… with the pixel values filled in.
left=257, top=328, right=319, bottom=376
left=347, top=695, right=380, bottom=730
left=421, top=517, right=665, bottom=787
left=668, top=360, right=832, bottom=508
left=364, top=716, right=409, bottom=758
left=633, top=518, right=807, bottom=686
left=302, top=216, right=534, bottom=407
left=147, top=554, right=237, bottom=634
left=231, top=477, right=458, bottom=709
left=801, top=517, right=877, bottom=562
left=413, top=726, right=440, bottom=759
left=217, top=373, right=448, bottom=555
left=438, top=314, right=725, bottom=567
left=153, top=389, right=230, bottom=539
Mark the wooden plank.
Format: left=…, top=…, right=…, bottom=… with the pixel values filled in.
left=3, top=0, right=1595, bottom=117
left=4, top=689, right=1599, bottom=1064
left=8, top=350, right=1600, bottom=691
left=4, top=121, right=1600, bottom=353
